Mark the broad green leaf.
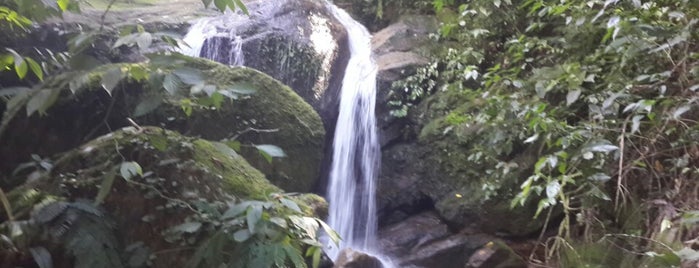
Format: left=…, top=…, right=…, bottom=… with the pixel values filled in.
left=201, top=0, right=213, bottom=8
left=25, top=57, right=43, bottom=81
left=212, top=142, right=239, bottom=158
left=233, top=0, right=248, bottom=14
left=317, top=219, right=340, bottom=245
left=213, top=0, right=227, bottom=11
left=163, top=73, right=181, bottom=95
left=233, top=229, right=251, bottom=242
left=101, top=67, right=124, bottom=95
left=69, top=73, right=90, bottom=94
left=129, top=65, right=149, bottom=81
left=57, top=0, right=70, bottom=11
left=255, top=144, right=286, bottom=163
left=677, top=247, right=699, bottom=262
left=566, top=89, right=581, bottom=106
left=26, top=88, right=60, bottom=116
left=15, top=57, right=28, bottom=79
left=173, top=67, right=204, bottom=85
left=172, top=222, right=202, bottom=233
left=280, top=198, right=302, bottom=213
left=631, top=115, right=643, bottom=134
left=246, top=205, right=262, bottom=234
left=120, top=161, right=143, bottom=180
left=94, top=168, right=117, bottom=206
left=133, top=95, right=163, bottom=117
left=113, top=33, right=137, bottom=49
left=545, top=181, right=560, bottom=199
left=135, top=33, right=153, bottom=50
left=222, top=203, right=249, bottom=220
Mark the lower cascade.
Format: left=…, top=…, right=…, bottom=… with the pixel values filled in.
left=324, top=3, right=389, bottom=265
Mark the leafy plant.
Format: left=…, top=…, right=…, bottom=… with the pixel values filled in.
left=163, top=194, right=337, bottom=268
left=397, top=0, right=699, bottom=265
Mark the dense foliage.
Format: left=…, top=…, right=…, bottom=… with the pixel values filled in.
left=0, top=1, right=331, bottom=267
left=393, top=0, right=699, bottom=266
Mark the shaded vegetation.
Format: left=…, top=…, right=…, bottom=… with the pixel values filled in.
left=390, top=0, right=699, bottom=266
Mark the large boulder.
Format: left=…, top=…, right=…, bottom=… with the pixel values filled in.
left=376, top=87, right=547, bottom=236
left=413, top=89, right=545, bottom=236
left=378, top=211, right=526, bottom=268
left=181, top=0, right=350, bottom=130
left=333, top=248, right=384, bottom=268
left=7, top=126, right=326, bottom=267
left=1, top=58, right=325, bottom=193
left=372, top=15, right=438, bottom=147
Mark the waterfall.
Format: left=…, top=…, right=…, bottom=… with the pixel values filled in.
left=180, top=16, right=245, bottom=66
left=324, top=3, right=387, bottom=264
left=179, top=2, right=389, bottom=264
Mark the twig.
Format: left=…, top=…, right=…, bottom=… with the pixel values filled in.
left=615, top=115, right=630, bottom=210
left=99, top=0, right=119, bottom=32
left=229, top=127, right=279, bottom=140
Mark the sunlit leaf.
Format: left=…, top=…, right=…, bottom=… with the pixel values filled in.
left=25, top=57, right=43, bottom=81
left=163, top=73, right=181, bottom=95
left=247, top=205, right=262, bottom=234
left=280, top=198, right=302, bottom=213
left=233, top=229, right=251, bottom=242
left=120, top=161, right=143, bottom=180
left=566, top=89, right=581, bottom=106
left=255, top=144, right=286, bottom=164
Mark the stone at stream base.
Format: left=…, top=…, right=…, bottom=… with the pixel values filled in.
left=466, top=241, right=528, bottom=268
left=333, top=248, right=384, bottom=268
left=378, top=211, right=527, bottom=268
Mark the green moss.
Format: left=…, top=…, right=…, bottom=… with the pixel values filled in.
left=2, top=56, right=325, bottom=193
left=190, top=139, right=279, bottom=199
left=137, top=57, right=326, bottom=193
left=291, top=193, right=329, bottom=218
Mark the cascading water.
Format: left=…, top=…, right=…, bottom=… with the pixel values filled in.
left=180, top=16, right=245, bottom=66
left=324, top=3, right=388, bottom=265
left=178, top=2, right=390, bottom=265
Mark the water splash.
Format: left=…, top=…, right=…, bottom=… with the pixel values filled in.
left=324, top=3, right=390, bottom=265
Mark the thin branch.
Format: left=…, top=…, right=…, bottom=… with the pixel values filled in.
left=229, top=127, right=279, bottom=141
left=99, top=0, right=118, bottom=32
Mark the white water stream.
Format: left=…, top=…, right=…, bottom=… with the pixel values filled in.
left=179, top=2, right=390, bottom=265
left=180, top=16, right=246, bottom=66
left=324, top=4, right=389, bottom=265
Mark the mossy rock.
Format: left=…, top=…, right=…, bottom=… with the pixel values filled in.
left=137, top=58, right=326, bottom=193
left=1, top=57, right=325, bottom=193
left=410, top=89, right=550, bottom=236
left=7, top=127, right=327, bottom=267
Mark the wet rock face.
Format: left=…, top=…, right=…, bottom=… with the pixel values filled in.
left=372, top=15, right=437, bottom=148
left=378, top=212, right=527, bottom=268
left=190, top=0, right=350, bottom=131
left=333, top=248, right=384, bottom=268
